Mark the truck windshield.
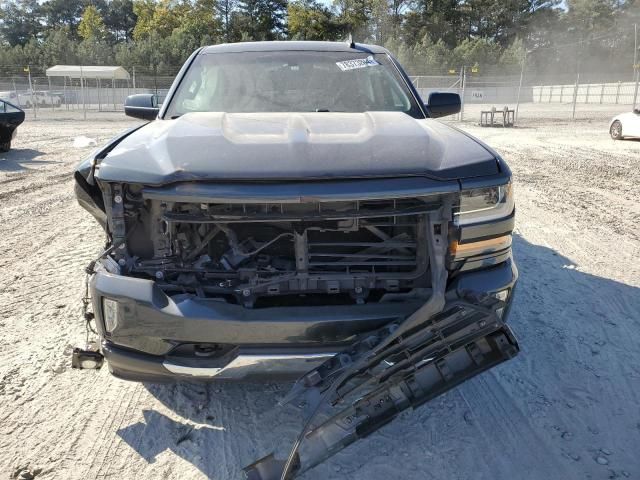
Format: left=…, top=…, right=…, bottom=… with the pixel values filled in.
left=164, top=50, right=423, bottom=118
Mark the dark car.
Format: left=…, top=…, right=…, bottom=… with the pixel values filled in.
left=75, top=41, right=519, bottom=478
left=0, top=99, right=25, bottom=152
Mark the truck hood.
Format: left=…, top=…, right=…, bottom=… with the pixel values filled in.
left=97, top=112, right=497, bottom=185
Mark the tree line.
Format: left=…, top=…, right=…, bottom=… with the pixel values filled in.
left=0, top=0, right=638, bottom=77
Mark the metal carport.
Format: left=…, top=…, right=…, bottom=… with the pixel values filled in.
left=45, top=65, right=131, bottom=117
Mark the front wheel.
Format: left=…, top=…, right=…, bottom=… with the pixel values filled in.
left=610, top=120, right=623, bottom=140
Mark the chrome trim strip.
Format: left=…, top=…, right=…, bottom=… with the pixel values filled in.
left=162, top=352, right=335, bottom=379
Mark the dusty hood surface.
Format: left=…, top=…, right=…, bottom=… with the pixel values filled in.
left=97, top=112, right=497, bottom=185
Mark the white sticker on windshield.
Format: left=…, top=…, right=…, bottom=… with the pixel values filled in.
left=336, top=56, right=379, bottom=71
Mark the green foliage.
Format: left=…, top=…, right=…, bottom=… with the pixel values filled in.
left=0, top=0, right=637, bottom=77
left=0, top=0, right=41, bottom=45
left=288, top=0, right=342, bottom=40
left=234, top=0, right=287, bottom=40
left=79, top=5, right=107, bottom=41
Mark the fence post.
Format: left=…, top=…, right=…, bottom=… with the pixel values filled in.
left=634, top=68, right=639, bottom=108
left=27, top=66, right=36, bottom=120
left=515, top=50, right=526, bottom=125
left=572, top=72, right=579, bottom=120
left=63, top=76, right=68, bottom=111
left=585, top=83, right=591, bottom=103
left=80, top=65, right=86, bottom=121
left=460, top=66, right=466, bottom=121
left=548, top=85, right=553, bottom=103
left=48, top=75, right=53, bottom=109
left=560, top=84, right=565, bottom=103
left=12, top=80, right=18, bottom=106
left=615, top=81, right=621, bottom=104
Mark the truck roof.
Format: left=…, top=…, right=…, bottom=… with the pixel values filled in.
left=200, top=41, right=389, bottom=55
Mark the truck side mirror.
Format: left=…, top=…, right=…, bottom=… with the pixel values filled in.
left=124, top=94, right=159, bottom=120
left=425, top=92, right=461, bottom=118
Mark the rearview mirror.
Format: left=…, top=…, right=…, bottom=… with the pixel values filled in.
left=426, top=92, right=461, bottom=118
left=124, top=94, right=159, bottom=120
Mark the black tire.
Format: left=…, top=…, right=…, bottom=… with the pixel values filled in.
left=0, top=141, right=10, bottom=153
left=610, top=120, right=623, bottom=140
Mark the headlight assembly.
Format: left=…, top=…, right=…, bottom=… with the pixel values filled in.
left=455, top=181, right=514, bottom=225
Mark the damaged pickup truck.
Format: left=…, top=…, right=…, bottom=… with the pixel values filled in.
left=75, top=41, right=519, bottom=479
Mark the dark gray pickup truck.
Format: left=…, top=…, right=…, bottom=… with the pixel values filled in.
left=75, top=41, right=519, bottom=479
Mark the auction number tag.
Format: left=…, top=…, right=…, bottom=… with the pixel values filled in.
left=336, top=56, right=380, bottom=71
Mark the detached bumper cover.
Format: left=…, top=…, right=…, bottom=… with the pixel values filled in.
left=92, top=258, right=517, bottom=381
left=245, top=297, right=519, bottom=480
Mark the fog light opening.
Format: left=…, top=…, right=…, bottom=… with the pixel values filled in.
left=103, top=298, right=120, bottom=333
left=492, top=289, right=510, bottom=318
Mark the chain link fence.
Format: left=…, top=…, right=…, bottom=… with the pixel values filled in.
left=1, top=36, right=638, bottom=125
left=411, top=25, right=640, bottom=125
left=411, top=69, right=638, bottom=125
left=0, top=65, right=181, bottom=119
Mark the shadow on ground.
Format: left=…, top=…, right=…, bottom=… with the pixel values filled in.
left=0, top=148, right=47, bottom=172
left=117, top=234, right=640, bottom=480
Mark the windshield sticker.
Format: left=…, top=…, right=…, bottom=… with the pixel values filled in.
left=336, top=56, right=379, bottom=71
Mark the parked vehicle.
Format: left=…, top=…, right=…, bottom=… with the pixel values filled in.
left=0, top=91, right=19, bottom=103
left=18, top=90, right=62, bottom=108
left=610, top=108, right=640, bottom=140
left=75, top=41, right=519, bottom=479
left=51, top=90, right=79, bottom=105
left=0, top=99, right=25, bottom=152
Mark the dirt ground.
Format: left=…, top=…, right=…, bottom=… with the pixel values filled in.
left=0, top=111, right=639, bottom=480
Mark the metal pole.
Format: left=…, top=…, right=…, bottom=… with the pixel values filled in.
left=633, top=24, right=639, bottom=108
left=515, top=50, right=526, bottom=124
left=47, top=75, right=53, bottom=109
left=64, top=76, right=68, bottom=111
left=633, top=68, right=639, bottom=108
left=12, top=79, right=18, bottom=107
left=112, top=73, right=116, bottom=111
left=27, top=66, right=35, bottom=119
left=634, top=23, right=638, bottom=81
left=572, top=72, right=579, bottom=120
left=80, top=65, right=86, bottom=120
left=460, top=66, right=466, bottom=121
left=457, top=68, right=463, bottom=121
left=133, top=66, right=136, bottom=93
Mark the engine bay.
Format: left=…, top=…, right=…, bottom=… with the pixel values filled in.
left=107, top=183, right=443, bottom=308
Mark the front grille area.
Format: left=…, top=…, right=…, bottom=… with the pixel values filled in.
left=128, top=196, right=435, bottom=306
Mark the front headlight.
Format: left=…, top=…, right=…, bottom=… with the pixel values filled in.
left=454, top=181, right=514, bottom=226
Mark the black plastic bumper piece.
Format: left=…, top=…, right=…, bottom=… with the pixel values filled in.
left=244, top=297, right=519, bottom=480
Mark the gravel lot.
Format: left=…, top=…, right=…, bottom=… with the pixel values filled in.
left=0, top=112, right=639, bottom=480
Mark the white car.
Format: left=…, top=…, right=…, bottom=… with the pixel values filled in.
left=0, top=91, right=19, bottom=103
left=609, top=108, right=640, bottom=140
left=18, top=91, right=61, bottom=108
